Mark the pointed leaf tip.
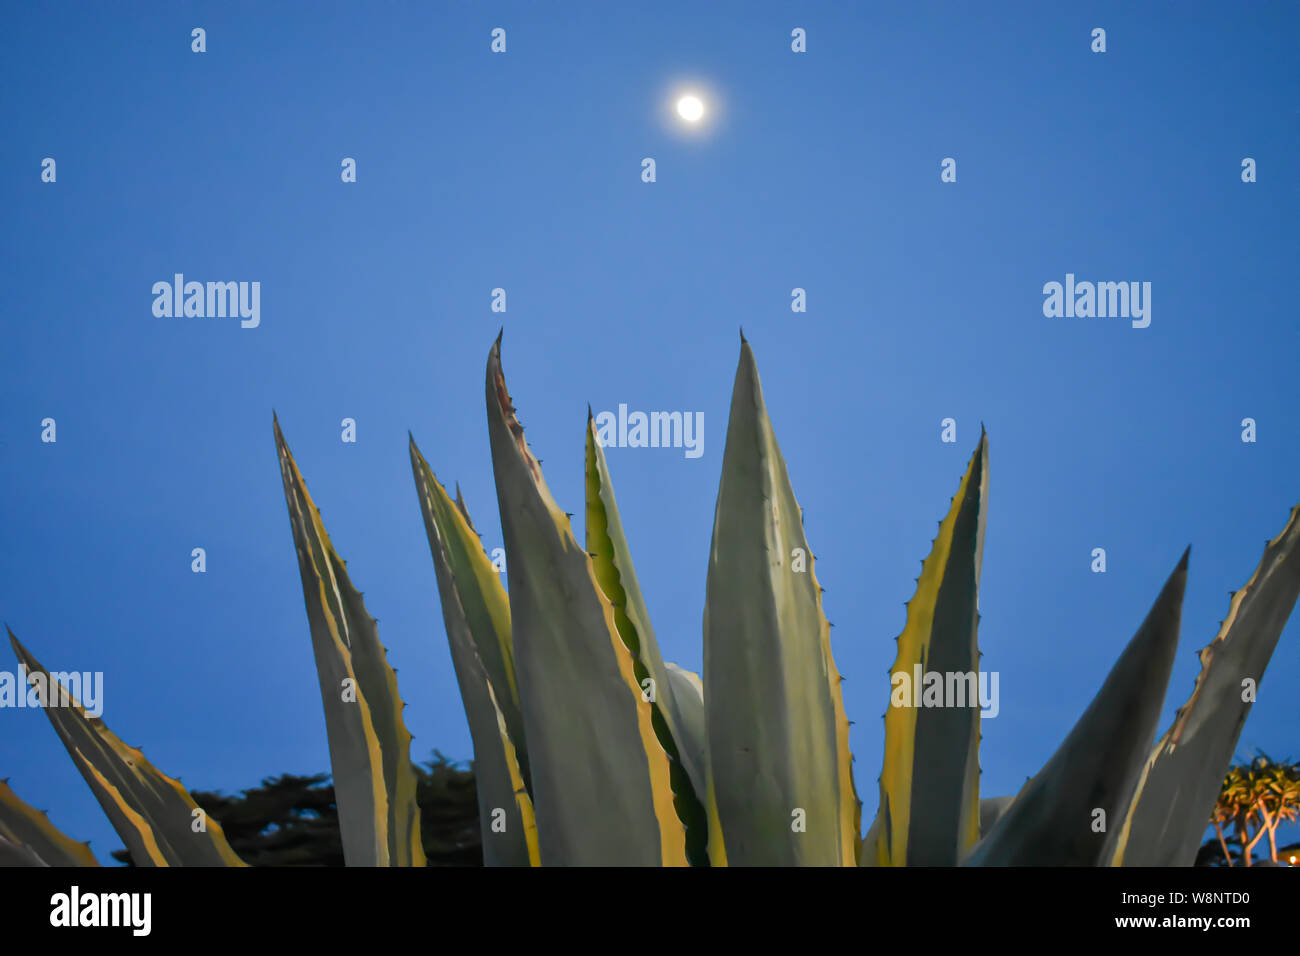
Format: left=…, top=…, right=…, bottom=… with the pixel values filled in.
left=1110, top=503, right=1300, bottom=866
left=870, top=424, right=988, bottom=866
left=705, top=338, right=857, bottom=866
left=487, top=339, right=684, bottom=865
left=967, top=554, right=1186, bottom=866
left=5, top=642, right=245, bottom=866
left=278, top=440, right=425, bottom=866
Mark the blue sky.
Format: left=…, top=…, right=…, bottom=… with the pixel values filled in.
left=1, top=1, right=1296, bottom=863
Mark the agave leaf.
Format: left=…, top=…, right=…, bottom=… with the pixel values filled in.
left=867, top=432, right=989, bottom=866
left=964, top=551, right=1188, bottom=866
left=410, top=438, right=530, bottom=793
left=445, top=619, right=539, bottom=867
left=0, top=832, right=49, bottom=866
left=274, top=416, right=424, bottom=867
left=1110, top=505, right=1300, bottom=866
left=858, top=811, right=883, bottom=867
left=703, top=336, right=858, bottom=866
left=978, top=795, right=1017, bottom=839
left=586, top=415, right=710, bottom=863
left=485, top=335, right=686, bottom=865
left=862, top=792, right=1011, bottom=865
left=409, top=439, right=536, bottom=865
left=7, top=630, right=245, bottom=867
left=664, top=663, right=706, bottom=794
left=665, top=664, right=730, bottom=866
left=0, top=779, right=99, bottom=866
left=477, top=666, right=540, bottom=867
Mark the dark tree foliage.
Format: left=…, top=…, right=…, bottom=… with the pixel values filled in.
left=1194, top=839, right=1234, bottom=867
left=1195, top=838, right=1300, bottom=867
left=1196, top=842, right=1300, bottom=868
left=110, top=753, right=482, bottom=866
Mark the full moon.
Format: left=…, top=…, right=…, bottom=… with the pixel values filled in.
left=676, top=95, right=704, bottom=122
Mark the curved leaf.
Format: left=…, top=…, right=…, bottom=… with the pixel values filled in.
left=7, top=630, right=245, bottom=867
left=475, top=668, right=540, bottom=867
left=274, top=416, right=424, bottom=867
left=485, top=335, right=686, bottom=866
left=664, top=663, right=722, bottom=870
left=965, top=551, right=1188, bottom=866
left=703, top=336, right=858, bottom=866
left=0, top=779, right=99, bottom=867
left=409, top=439, right=536, bottom=865
left=867, top=432, right=988, bottom=866
left=978, top=795, right=1017, bottom=839
left=0, top=831, right=49, bottom=867
left=586, top=415, right=709, bottom=864
left=664, top=662, right=706, bottom=797
left=410, top=438, right=529, bottom=792
left=1111, top=504, right=1300, bottom=866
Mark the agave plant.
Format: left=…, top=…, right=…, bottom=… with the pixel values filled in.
left=3, top=334, right=1298, bottom=867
